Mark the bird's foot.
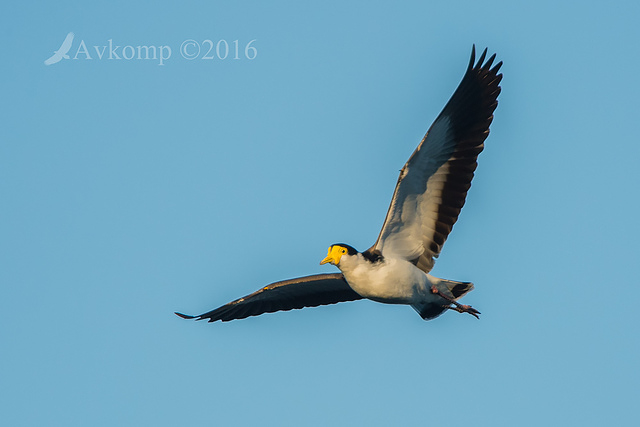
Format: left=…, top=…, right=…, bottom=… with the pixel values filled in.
left=431, top=285, right=480, bottom=319
left=446, top=304, right=481, bottom=319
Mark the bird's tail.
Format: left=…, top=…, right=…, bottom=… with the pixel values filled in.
left=435, top=278, right=474, bottom=300
left=412, top=279, right=474, bottom=320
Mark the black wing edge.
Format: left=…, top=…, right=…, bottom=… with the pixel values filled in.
left=438, top=44, right=503, bottom=164
left=174, top=273, right=363, bottom=323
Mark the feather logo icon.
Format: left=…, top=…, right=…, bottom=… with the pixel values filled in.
left=44, top=32, right=74, bottom=66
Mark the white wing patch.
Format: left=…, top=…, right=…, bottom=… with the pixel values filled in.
left=377, top=116, right=454, bottom=262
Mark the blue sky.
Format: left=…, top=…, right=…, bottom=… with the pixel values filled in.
left=2, top=1, right=639, bottom=425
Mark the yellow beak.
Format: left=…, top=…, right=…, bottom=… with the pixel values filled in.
left=320, top=254, right=333, bottom=265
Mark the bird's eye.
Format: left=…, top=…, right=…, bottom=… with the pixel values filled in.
left=342, top=249, right=346, bottom=254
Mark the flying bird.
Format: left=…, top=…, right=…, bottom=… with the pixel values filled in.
left=176, top=46, right=502, bottom=323
left=44, top=32, right=74, bottom=66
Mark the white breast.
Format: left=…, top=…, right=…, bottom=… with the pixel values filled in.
left=339, top=255, right=431, bottom=304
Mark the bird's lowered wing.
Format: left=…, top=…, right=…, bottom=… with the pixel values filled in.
left=44, top=54, right=61, bottom=66
left=369, top=46, right=502, bottom=273
left=175, top=273, right=363, bottom=322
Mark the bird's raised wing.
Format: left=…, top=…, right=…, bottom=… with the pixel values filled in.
left=369, top=46, right=502, bottom=273
left=175, top=273, right=363, bottom=322
left=59, top=32, right=75, bottom=53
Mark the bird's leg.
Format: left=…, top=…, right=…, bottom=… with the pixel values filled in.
left=445, top=304, right=481, bottom=319
left=431, top=285, right=481, bottom=319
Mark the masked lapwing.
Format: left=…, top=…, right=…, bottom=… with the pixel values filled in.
left=176, top=46, right=502, bottom=323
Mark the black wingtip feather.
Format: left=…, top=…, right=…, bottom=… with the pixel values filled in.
left=476, top=48, right=488, bottom=68
left=468, top=45, right=476, bottom=70
left=485, top=53, right=496, bottom=69
left=175, top=312, right=197, bottom=320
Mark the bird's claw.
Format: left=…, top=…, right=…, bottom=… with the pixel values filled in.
left=432, top=285, right=480, bottom=319
left=458, top=304, right=481, bottom=319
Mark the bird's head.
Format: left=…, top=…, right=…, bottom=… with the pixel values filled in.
left=320, top=244, right=358, bottom=266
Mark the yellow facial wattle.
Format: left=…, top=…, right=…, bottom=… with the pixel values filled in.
left=320, top=245, right=348, bottom=266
